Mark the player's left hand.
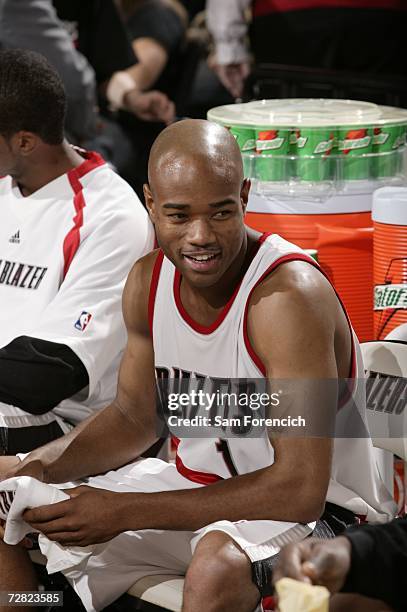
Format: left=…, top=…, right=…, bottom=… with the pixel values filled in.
left=23, top=486, right=126, bottom=547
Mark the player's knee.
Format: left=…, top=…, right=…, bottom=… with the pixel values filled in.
left=184, top=531, right=257, bottom=610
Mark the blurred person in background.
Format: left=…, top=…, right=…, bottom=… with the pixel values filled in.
left=0, top=0, right=175, bottom=184
left=0, top=0, right=98, bottom=145
left=179, top=0, right=205, bottom=20
left=273, top=517, right=407, bottom=611
left=116, top=0, right=188, bottom=197
left=206, top=0, right=407, bottom=100
left=52, top=0, right=175, bottom=187
left=52, top=0, right=174, bottom=124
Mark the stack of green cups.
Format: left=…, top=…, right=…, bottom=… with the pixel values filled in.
left=255, top=128, right=290, bottom=181
left=337, top=127, right=373, bottom=180
left=292, top=128, right=336, bottom=182
left=372, top=124, right=407, bottom=178
left=230, top=125, right=256, bottom=177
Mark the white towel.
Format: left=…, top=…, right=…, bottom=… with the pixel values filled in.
left=0, top=476, right=94, bottom=574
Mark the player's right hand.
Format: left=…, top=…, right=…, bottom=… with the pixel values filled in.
left=273, top=537, right=352, bottom=595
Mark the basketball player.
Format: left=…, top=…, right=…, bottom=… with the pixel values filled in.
left=0, top=120, right=393, bottom=611
left=0, top=49, right=154, bottom=454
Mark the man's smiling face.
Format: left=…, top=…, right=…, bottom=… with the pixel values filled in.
left=145, top=120, right=250, bottom=289
left=147, top=158, right=249, bottom=288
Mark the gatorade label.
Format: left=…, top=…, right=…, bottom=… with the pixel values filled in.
left=394, top=133, right=407, bottom=148
left=375, top=257, right=407, bottom=338
left=338, top=129, right=371, bottom=154
left=229, top=126, right=256, bottom=152
left=256, top=130, right=286, bottom=152
left=373, top=127, right=406, bottom=150
left=373, top=129, right=389, bottom=147
left=294, top=131, right=335, bottom=155
left=374, top=284, right=407, bottom=310
left=238, top=137, right=256, bottom=151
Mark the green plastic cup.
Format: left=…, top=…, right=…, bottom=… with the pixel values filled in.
left=230, top=125, right=256, bottom=152
left=230, top=125, right=256, bottom=177
left=292, top=128, right=336, bottom=181
left=255, top=128, right=290, bottom=181
left=372, top=124, right=406, bottom=178
left=337, top=127, right=373, bottom=180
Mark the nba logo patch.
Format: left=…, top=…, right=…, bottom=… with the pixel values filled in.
left=75, top=311, right=92, bottom=331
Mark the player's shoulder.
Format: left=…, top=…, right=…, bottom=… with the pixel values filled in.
left=127, top=249, right=162, bottom=289
left=81, top=163, right=144, bottom=213
left=253, top=258, right=336, bottom=306
left=248, top=258, right=340, bottom=338
left=122, top=249, right=162, bottom=336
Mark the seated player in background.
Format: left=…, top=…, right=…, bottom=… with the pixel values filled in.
left=0, top=48, right=154, bottom=455
left=0, top=120, right=394, bottom=611
left=273, top=518, right=407, bottom=611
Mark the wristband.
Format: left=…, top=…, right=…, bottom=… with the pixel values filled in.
left=106, top=71, right=137, bottom=110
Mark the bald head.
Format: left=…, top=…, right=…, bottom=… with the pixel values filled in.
left=148, top=119, right=244, bottom=192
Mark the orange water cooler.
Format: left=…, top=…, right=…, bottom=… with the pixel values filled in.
left=372, top=187, right=407, bottom=340
left=246, top=189, right=374, bottom=341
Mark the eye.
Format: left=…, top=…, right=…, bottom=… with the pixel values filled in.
left=213, top=210, right=232, bottom=219
left=168, top=213, right=187, bottom=220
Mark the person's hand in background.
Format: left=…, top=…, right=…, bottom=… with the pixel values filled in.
left=212, top=60, right=251, bottom=99
left=273, top=537, right=352, bottom=595
left=123, top=89, right=175, bottom=124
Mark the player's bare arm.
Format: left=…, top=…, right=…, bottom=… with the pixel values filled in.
left=2, top=252, right=161, bottom=485
left=23, top=258, right=346, bottom=545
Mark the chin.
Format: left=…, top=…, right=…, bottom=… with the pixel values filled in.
left=184, top=270, right=223, bottom=288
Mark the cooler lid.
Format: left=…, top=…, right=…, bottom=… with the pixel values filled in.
left=208, top=99, right=407, bottom=128
left=372, top=186, right=407, bottom=224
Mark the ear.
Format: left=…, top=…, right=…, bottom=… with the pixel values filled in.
left=143, top=183, right=156, bottom=222
left=240, top=178, right=251, bottom=213
left=11, top=131, right=38, bottom=156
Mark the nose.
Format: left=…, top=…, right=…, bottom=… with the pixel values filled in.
left=186, top=218, right=216, bottom=247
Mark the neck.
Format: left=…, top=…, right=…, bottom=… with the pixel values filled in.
left=14, top=141, right=85, bottom=196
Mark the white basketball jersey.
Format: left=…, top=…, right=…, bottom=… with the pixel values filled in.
left=151, top=233, right=395, bottom=522
left=0, top=151, right=154, bottom=423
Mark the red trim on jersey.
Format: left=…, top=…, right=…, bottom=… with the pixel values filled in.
left=70, top=150, right=105, bottom=180
left=148, top=251, right=164, bottom=336
left=258, top=231, right=272, bottom=244
left=63, top=186, right=84, bottom=279
left=173, top=232, right=272, bottom=335
left=62, top=151, right=106, bottom=279
left=172, top=437, right=224, bottom=485
left=253, top=0, right=406, bottom=17
left=243, top=252, right=356, bottom=382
